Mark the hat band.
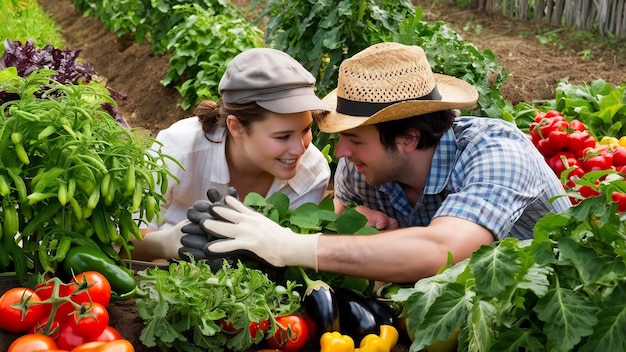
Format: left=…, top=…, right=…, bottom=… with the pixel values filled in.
left=336, top=85, right=442, bottom=116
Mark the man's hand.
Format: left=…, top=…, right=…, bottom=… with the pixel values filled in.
left=356, top=205, right=399, bottom=231
left=202, top=195, right=320, bottom=270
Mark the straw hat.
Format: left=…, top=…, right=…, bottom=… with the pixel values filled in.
left=318, top=42, right=478, bottom=133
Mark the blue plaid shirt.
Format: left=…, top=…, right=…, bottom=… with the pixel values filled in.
left=333, top=116, right=572, bottom=240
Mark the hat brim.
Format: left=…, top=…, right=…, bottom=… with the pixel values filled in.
left=318, top=74, right=478, bottom=133
left=257, top=94, right=331, bottom=114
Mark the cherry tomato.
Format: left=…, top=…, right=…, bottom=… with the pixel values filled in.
left=266, top=315, right=310, bottom=352
left=0, top=287, right=45, bottom=333
left=69, top=271, right=112, bottom=307
left=94, top=326, right=122, bottom=342
left=250, top=319, right=270, bottom=338
left=7, top=333, right=58, bottom=352
left=71, top=302, right=110, bottom=338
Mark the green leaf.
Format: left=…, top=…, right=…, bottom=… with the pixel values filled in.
left=579, top=302, right=626, bottom=352
left=557, top=237, right=609, bottom=288
left=412, top=284, right=471, bottom=350
left=468, top=300, right=497, bottom=351
left=489, top=326, right=546, bottom=352
left=535, top=286, right=599, bottom=351
left=470, top=238, right=521, bottom=298
left=335, top=207, right=368, bottom=234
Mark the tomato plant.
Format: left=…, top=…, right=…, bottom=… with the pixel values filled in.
left=0, top=287, right=45, bottom=333
left=266, top=315, right=309, bottom=352
left=69, top=271, right=112, bottom=307
left=70, top=302, right=110, bottom=338
left=7, top=333, right=58, bottom=352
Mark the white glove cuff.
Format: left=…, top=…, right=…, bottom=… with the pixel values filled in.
left=286, top=233, right=321, bottom=271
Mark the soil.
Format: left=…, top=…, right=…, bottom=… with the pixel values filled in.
left=1, top=0, right=626, bottom=351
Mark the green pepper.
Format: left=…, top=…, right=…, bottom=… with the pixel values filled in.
left=63, top=245, right=137, bottom=300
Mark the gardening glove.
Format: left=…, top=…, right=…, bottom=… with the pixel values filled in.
left=131, top=219, right=190, bottom=260
left=203, top=195, right=321, bottom=271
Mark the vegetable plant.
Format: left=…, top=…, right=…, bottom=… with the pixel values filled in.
left=0, top=67, right=178, bottom=282
left=254, top=0, right=417, bottom=97
left=135, top=260, right=302, bottom=352
left=71, top=0, right=239, bottom=56
left=160, top=4, right=264, bottom=111
left=390, top=169, right=626, bottom=351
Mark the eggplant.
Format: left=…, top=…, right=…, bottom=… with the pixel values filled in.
left=298, top=267, right=340, bottom=349
left=334, top=286, right=380, bottom=345
left=362, top=296, right=397, bottom=326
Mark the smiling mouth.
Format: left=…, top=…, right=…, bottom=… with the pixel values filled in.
left=278, top=158, right=297, bottom=164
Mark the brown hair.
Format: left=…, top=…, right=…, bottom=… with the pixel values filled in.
left=375, top=109, right=457, bottom=150
left=194, top=100, right=329, bottom=141
left=194, top=100, right=269, bottom=139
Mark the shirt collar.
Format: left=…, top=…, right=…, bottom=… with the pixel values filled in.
left=425, top=129, right=457, bottom=195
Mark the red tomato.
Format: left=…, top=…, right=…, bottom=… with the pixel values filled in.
left=34, top=278, right=75, bottom=325
left=69, top=271, right=112, bottom=307
left=583, top=154, right=613, bottom=172
left=266, top=315, right=309, bottom=352
left=34, top=279, right=56, bottom=317
left=70, top=339, right=134, bottom=352
left=250, top=319, right=270, bottom=338
left=57, top=322, right=89, bottom=350
left=29, top=315, right=62, bottom=340
left=579, top=185, right=601, bottom=198
left=543, top=109, right=563, bottom=119
left=71, top=302, right=110, bottom=338
left=0, top=287, right=45, bottom=333
left=612, top=146, right=626, bottom=166
left=94, top=326, right=122, bottom=342
left=612, top=192, right=626, bottom=212
left=568, top=119, right=586, bottom=132
left=7, top=333, right=58, bottom=352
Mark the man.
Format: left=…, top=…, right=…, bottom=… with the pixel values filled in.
left=195, top=42, right=571, bottom=283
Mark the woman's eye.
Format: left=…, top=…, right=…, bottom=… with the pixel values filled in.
left=276, top=135, right=290, bottom=140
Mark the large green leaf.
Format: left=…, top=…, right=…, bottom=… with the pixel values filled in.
left=535, top=287, right=599, bottom=351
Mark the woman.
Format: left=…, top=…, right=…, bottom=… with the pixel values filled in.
left=131, top=47, right=331, bottom=260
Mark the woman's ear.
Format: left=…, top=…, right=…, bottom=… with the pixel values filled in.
left=226, top=115, right=244, bottom=137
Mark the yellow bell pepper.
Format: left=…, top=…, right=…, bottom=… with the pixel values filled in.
left=320, top=331, right=355, bottom=352
left=378, top=325, right=399, bottom=349
left=320, top=325, right=399, bottom=352
left=356, top=335, right=390, bottom=352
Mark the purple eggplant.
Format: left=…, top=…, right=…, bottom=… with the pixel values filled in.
left=298, top=267, right=340, bottom=349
